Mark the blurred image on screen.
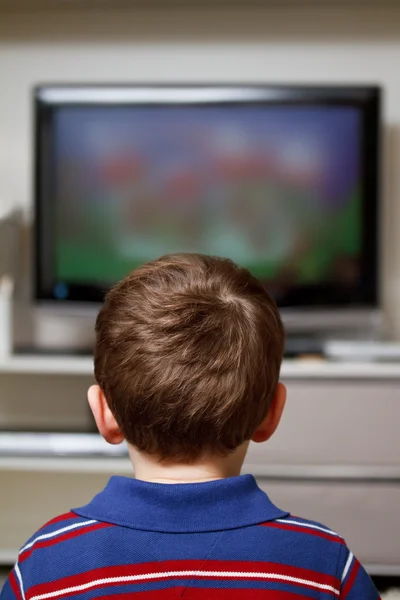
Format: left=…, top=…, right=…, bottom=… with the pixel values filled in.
left=53, top=105, right=361, bottom=301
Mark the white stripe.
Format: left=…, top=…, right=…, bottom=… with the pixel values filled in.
left=29, top=570, right=340, bottom=600
left=15, top=563, right=26, bottom=600
left=19, top=520, right=97, bottom=554
left=342, top=552, right=354, bottom=582
left=276, top=519, right=340, bottom=537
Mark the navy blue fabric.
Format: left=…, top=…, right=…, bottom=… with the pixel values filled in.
left=74, top=474, right=288, bottom=532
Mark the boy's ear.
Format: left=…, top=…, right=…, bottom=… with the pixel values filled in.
left=251, top=382, right=286, bottom=444
left=87, top=384, right=124, bottom=445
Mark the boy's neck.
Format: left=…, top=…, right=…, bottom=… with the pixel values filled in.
left=129, top=443, right=249, bottom=484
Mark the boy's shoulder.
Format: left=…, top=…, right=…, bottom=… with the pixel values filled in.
left=2, top=510, right=116, bottom=600
left=16, top=510, right=109, bottom=565
left=253, top=512, right=348, bottom=568
left=257, top=513, right=363, bottom=592
left=263, top=512, right=345, bottom=544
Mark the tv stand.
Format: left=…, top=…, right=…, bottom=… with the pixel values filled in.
left=0, top=356, right=399, bottom=574
left=284, top=336, right=325, bottom=358
left=14, top=345, right=94, bottom=357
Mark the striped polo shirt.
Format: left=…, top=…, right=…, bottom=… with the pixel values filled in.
left=1, top=474, right=380, bottom=599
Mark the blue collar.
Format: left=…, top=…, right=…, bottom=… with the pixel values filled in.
left=74, top=474, right=288, bottom=533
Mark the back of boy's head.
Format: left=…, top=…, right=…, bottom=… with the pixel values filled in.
left=94, top=254, right=285, bottom=461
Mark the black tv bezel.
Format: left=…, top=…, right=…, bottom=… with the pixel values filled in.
left=34, top=84, right=381, bottom=308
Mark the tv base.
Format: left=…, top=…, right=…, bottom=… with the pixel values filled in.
left=284, top=337, right=325, bottom=358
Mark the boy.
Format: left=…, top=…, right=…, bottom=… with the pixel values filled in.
left=1, top=253, right=379, bottom=599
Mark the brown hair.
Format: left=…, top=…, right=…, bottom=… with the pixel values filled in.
left=94, top=253, right=285, bottom=461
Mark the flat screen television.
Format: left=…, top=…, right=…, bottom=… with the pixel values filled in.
left=34, top=84, right=381, bottom=333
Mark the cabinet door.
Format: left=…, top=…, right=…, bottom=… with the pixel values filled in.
left=246, top=380, right=400, bottom=466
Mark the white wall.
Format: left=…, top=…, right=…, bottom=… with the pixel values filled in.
left=1, top=5, right=400, bottom=340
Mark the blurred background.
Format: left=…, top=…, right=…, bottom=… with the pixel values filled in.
left=0, top=0, right=400, bottom=595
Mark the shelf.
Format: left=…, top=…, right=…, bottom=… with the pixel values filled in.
left=1, top=354, right=400, bottom=379
left=0, top=549, right=16, bottom=566
left=282, top=359, right=400, bottom=380
left=1, top=455, right=400, bottom=482
left=0, top=455, right=132, bottom=474
left=0, top=355, right=94, bottom=375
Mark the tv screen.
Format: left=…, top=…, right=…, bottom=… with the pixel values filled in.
left=35, top=85, right=380, bottom=308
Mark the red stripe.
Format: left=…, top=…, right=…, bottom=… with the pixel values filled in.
left=39, top=512, right=76, bottom=530
left=98, top=591, right=183, bottom=600
left=20, top=522, right=111, bottom=563
left=341, top=559, right=360, bottom=599
left=9, top=571, right=22, bottom=600
left=261, top=521, right=345, bottom=545
left=27, top=559, right=340, bottom=599
left=99, top=589, right=312, bottom=599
